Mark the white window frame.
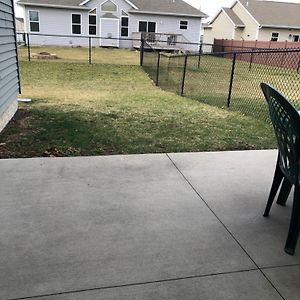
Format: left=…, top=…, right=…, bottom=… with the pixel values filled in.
left=28, top=10, right=40, bottom=32
left=100, top=0, right=118, bottom=12
left=179, top=20, right=188, bottom=30
left=121, top=10, right=129, bottom=37
left=270, top=32, right=279, bottom=41
left=71, top=13, right=82, bottom=35
left=292, top=35, right=300, bottom=42
left=89, top=8, right=97, bottom=35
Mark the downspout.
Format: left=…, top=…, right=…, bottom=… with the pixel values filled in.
left=255, top=25, right=262, bottom=40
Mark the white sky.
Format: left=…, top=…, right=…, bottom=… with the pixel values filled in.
left=14, top=0, right=300, bottom=19
left=183, top=0, right=300, bottom=19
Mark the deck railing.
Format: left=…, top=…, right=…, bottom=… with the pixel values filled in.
left=132, top=32, right=192, bottom=51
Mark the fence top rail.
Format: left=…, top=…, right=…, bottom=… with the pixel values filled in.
left=17, top=32, right=216, bottom=47
left=160, top=47, right=300, bottom=59
left=18, top=32, right=143, bottom=42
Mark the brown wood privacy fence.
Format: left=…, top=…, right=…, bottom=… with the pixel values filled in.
left=213, top=39, right=300, bottom=70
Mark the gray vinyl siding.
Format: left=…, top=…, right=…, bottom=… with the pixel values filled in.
left=0, top=0, right=19, bottom=116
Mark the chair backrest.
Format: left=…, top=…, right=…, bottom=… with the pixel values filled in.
left=261, top=82, right=300, bottom=185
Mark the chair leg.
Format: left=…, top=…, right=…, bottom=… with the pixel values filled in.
left=263, top=160, right=284, bottom=217
left=277, top=178, right=292, bottom=206
left=284, top=185, right=300, bottom=255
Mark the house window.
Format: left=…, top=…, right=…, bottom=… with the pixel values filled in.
left=293, top=35, right=300, bottom=42
left=89, top=9, right=96, bottom=35
left=180, top=20, right=188, bottom=30
left=121, top=11, right=128, bottom=37
left=101, top=0, right=117, bottom=12
left=270, top=32, right=279, bottom=41
left=138, top=21, right=156, bottom=33
left=72, top=14, right=81, bottom=34
left=29, top=11, right=39, bottom=32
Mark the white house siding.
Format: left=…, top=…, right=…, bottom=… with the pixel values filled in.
left=23, top=0, right=133, bottom=47
left=0, top=0, right=19, bottom=132
left=203, top=12, right=234, bottom=45
left=258, top=27, right=300, bottom=42
left=24, top=6, right=89, bottom=46
left=129, top=14, right=201, bottom=51
left=85, top=0, right=132, bottom=48
left=232, top=1, right=259, bottom=40
left=22, top=0, right=202, bottom=50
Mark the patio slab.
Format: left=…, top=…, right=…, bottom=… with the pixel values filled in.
left=263, top=265, right=300, bottom=299
left=31, top=270, right=282, bottom=300
left=0, top=154, right=255, bottom=299
left=168, top=150, right=300, bottom=267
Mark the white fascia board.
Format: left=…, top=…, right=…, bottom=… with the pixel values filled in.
left=80, top=0, right=138, bottom=9
left=236, top=0, right=260, bottom=26
left=261, top=25, right=300, bottom=30
left=128, top=10, right=206, bottom=19
left=18, top=2, right=90, bottom=10
left=208, top=9, right=222, bottom=25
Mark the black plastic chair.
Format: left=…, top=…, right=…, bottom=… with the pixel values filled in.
left=261, top=82, right=300, bottom=255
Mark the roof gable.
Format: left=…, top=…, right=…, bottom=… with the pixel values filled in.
left=210, top=7, right=245, bottom=27
left=79, top=0, right=138, bottom=9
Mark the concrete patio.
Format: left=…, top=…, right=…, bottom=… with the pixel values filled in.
left=1, top=150, right=300, bottom=299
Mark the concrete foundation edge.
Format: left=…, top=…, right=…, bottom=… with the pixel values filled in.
left=0, top=100, right=18, bottom=133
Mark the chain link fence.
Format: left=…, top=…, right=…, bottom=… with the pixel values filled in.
left=17, top=32, right=212, bottom=66
left=143, top=48, right=300, bottom=122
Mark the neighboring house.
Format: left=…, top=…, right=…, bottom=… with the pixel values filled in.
left=16, top=17, right=24, bottom=31
left=15, top=17, right=25, bottom=44
left=0, top=0, right=20, bottom=133
left=17, top=0, right=207, bottom=51
left=203, top=0, right=300, bottom=45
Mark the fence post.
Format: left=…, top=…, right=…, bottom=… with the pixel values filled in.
left=27, top=33, right=31, bottom=62
left=88, top=37, right=92, bottom=64
left=23, top=33, right=27, bottom=46
left=181, top=55, right=188, bottom=96
left=227, top=52, right=236, bottom=108
left=155, top=52, right=161, bottom=86
left=249, top=48, right=254, bottom=71
left=140, top=37, right=145, bottom=66
left=197, top=44, right=202, bottom=69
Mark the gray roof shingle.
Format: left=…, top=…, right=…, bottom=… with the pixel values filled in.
left=129, top=0, right=206, bottom=17
left=222, top=7, right=244, bottom=27
left=18, top=0, right=207, bottom=17
left=238, top=0, right=300, bottom=28
left=18, top=0, right=83, bottom=7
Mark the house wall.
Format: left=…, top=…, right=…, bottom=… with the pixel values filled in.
left=22, top=0, right=202, bottom=50
left=234, top=27, right=243, bottom=40
left=258, top=27, right=300, bottom=42
left=24, top=6, right=89, bottom=46
left=203, top=11, right=234, bottom=45
left=85, top=0, right=132, bottom=48
left=231, top=1, right=259, bottom=40
left=0, top=0, right=19, bottom=133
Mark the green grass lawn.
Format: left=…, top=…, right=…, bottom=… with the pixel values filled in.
left=18, top=45, right=140, bottom=65
left=158, top=54, right=300, bottom=122
left=0, top=56, right=276, bottom=158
